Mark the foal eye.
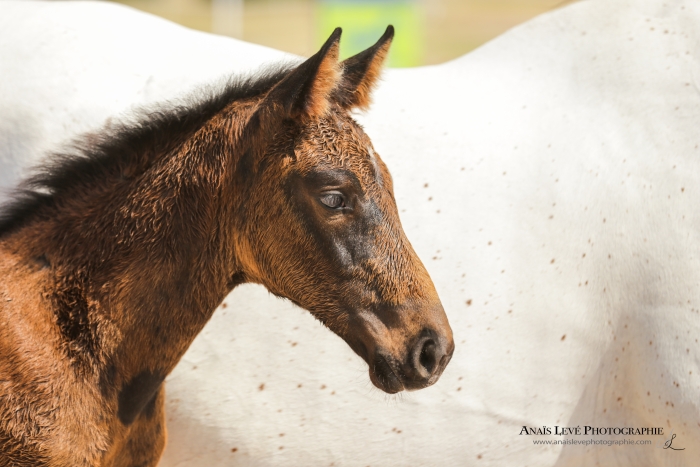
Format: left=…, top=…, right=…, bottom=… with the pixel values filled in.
left=319, top=193, right=345, bottom=209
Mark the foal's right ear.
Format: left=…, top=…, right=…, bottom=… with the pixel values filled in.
left=262, top=28, right=342, bottom=120
left=333, top=25, right=393, bottom=110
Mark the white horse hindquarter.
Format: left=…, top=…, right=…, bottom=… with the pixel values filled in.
left=362, top=0, right=700, bottom=463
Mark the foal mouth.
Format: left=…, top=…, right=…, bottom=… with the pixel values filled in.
left=370, top=353, right=405, bottom=394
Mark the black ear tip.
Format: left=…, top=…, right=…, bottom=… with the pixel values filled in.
left=384, top=25, right=395, bottom=40
left=330, top=27, right=343, bottom=41
left=317, top=27, right=342, bottom=55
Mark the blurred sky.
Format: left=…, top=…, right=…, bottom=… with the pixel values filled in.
left=114, top=0, right=570, bottom=66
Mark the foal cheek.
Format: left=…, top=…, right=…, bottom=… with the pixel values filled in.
left=330, top=238, right=353, bottom=269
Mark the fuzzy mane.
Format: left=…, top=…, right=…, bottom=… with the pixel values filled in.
left=0, top=62, right=297, bottom=237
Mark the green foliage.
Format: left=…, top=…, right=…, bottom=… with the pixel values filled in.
left=317, top=0, right=423, bottom=67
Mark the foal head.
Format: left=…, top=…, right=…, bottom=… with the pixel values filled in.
left=232, top=27, right=453, bottom=393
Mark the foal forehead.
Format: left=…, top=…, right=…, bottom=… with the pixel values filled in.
left=294, top=111, right=385, bottom=190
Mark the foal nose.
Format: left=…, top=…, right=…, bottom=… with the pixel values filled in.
left=405, top=330, right=453, bottom=387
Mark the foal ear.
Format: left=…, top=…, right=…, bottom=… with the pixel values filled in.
left=264, top=28, right=342, bottom=120
left=334, top=25, right=394, bottom=110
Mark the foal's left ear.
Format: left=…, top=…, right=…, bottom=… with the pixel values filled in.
left=263, top=28, right=342, bottom=120
left=333, top=25, right=394, bottom=110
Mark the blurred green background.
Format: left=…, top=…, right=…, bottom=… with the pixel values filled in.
left=114, top=0, right=569, bottom=66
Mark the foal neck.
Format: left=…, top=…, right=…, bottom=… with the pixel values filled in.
left=6, top=100, right=255, bottom=391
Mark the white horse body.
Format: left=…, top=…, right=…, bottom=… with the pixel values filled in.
left=1, top=1, right=698, bottom=466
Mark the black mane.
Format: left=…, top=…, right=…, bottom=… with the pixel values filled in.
left=0, top=62, right=296, bottom=237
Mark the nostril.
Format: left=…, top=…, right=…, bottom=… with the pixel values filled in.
left=418, top=339, right=437, bottom=375
left=404, top=329, right=451, bottom=389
